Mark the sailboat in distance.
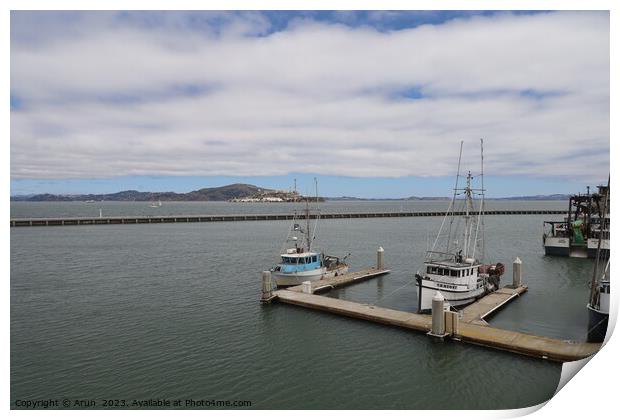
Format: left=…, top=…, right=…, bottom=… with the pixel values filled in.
left=415, top=140, right=504, bottom=313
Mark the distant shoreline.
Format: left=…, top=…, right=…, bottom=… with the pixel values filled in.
left=9, top=183, right=572, bottom=202
left=10, top=197, right=571, bottom=202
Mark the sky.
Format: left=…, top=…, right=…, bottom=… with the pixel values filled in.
left=10, top=10, right=610, bottom=198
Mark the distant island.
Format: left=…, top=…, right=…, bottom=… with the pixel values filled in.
left=10, top=184, right=322, bottom=202
left=10, top=184, right=571, bottom=202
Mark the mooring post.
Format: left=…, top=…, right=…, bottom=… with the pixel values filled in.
left=513, top=257, right=522, bottom=288
left=377, top=246, right=385, bottom=270
left=429, top=292, right=447, bottom=337
left=302, top=281, right=312, bottom=294
left=261, top=271, right=273, bottom=302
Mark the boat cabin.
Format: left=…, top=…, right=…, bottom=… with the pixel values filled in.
left=274, top=251, right=323, bottom=273
left=425, top=263, right=479, bottom=279
left=424, top=261, right=482, bottom=291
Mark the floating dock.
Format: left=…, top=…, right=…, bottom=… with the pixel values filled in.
left=263, top=259, right=601, bottom=363
left=10, top=209, right=564, bottom=228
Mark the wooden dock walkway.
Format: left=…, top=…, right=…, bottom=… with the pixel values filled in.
left=460, top=285, right=529, bottom=325
left=10, top=209, right=564, bottom=228
left=287, top=267, right=391, bottom=293
left=269, top=271, right=601, bottom=363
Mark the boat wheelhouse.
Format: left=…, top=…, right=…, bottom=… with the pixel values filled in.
left=415, top=140, right=504, bottom=313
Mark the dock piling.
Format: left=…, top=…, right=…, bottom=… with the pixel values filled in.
left=513, top=257, right=522, bottom=288
left=377, top=246, right=384, bottom=269
left=302, top=281, right=312, bottom=294
left=429, top=292, right=448, bottom=337
left=260, top=271, right=274, bottom=303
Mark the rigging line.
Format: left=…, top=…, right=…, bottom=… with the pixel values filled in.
left=434, top=141, right=463, bottom=254
left=371, top=271, right=422, bottom=307
left=277, top=211, right=297, bottom=262
left=472, top=139, right=485, bottom=260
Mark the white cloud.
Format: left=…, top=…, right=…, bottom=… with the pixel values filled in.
left=10, top=11, right=609, bottom=182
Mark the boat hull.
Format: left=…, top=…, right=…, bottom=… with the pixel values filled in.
left=416, top=278, right=489, bottom=313
left=272, top=266, right=349, bottom=287
left=587, top=304, right=609, bottom=343
left=543, top=237, right=570, bottom=256
left=587, top=238, right=610, bottom=259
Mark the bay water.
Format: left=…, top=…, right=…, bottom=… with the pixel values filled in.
left=10, top=201, right=591, bottom=409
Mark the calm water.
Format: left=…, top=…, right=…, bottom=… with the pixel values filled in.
left=10, top=201, right=592, bottom=409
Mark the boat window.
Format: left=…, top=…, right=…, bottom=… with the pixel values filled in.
left=450, top=270, right=457, bottom=277
left=312, top=255, right=317, bottom=263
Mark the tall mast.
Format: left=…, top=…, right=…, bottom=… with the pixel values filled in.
left=463, top=171, right=473, bottom=257
left=311, top=177, right=320, bottom=250
left=480, top=139, right=485, bottom=262
left=305, top=199, right=311, bottom=251
left=472, top=139, right=485, bottom=261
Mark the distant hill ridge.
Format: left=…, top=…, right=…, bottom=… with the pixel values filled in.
left=10, top=183, right=271, bottom=202
left=10, top=184, right=571, bottom=202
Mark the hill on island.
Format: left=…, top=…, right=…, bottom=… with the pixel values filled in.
left=11, top=184, right=272, bottom=202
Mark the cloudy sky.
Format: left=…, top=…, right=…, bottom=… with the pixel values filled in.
left=10, top=11, right=609, bottom=197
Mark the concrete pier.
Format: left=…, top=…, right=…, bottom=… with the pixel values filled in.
left=10, top=209, right=565, bottom=228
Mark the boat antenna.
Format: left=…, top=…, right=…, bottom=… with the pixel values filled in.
left=589, top=175, right=609, bottom=306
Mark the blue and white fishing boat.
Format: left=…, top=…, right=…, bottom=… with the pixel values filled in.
left=270, top=181, right=349, bottom=287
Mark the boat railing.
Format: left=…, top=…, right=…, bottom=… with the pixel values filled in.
left=424, top=250, right=456, bottom=263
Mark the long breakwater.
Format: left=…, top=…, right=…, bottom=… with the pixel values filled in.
left=10, top=209, right=564, bottom=227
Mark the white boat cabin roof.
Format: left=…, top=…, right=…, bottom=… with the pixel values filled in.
left=280, top=251, right=320, bottom=258
left=426, top=260, right=480, bottom=269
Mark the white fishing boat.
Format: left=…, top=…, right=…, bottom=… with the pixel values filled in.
left=270, top=180, right=349, bottom=287
left=149, top=200, right=162, bottom=208
left=415, top=140, right=504, bottom=313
